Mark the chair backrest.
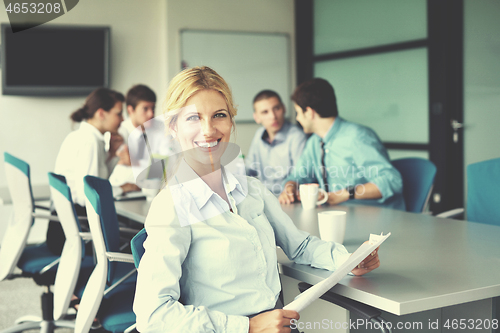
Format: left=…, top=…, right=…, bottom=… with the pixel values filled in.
left=83, top=175, right=121, bottom=283
left=392, top=158, right=437, bottom=213
left=48, top=172, right=87, bottom=320
left=0, top=152, right=35, bottom=280
left=76, top=175, right=118, bottom=333
left=466, top=158, right=500, bottom=225
left=78, top=175, right=137, bottom=333
left=131, top=228, right=147, bottom=268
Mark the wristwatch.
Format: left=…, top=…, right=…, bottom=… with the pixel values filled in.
left=346, top=185, right=355, bottom=200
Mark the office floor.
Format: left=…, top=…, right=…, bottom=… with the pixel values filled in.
left=0, top=268, right=73, bottom=332
left=0, top=206, right=73, bottom=332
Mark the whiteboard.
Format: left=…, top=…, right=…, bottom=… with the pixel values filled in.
left=181, top=30, right=291, bottom=123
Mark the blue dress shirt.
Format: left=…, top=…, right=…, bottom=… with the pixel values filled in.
left=286, top=117, right=405, bottom=211
left=246, top=121, right=307, bottom=195
left=133, top=160, right=350, bottom=333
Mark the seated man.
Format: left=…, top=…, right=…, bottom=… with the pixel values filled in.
left=279, top=79, right=405, bottom=210
left=245, top=90, right=307, bottom=195
left=110, top=84, right=179, bottom=187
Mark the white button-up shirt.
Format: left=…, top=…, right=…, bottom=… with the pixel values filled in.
left=54, top=121, right=120, bottom=206
left=134, top=160, right=350, bottom=333
left=115, top=117, right=180, bottom=184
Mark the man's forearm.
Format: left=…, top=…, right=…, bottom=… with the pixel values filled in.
left=327, top=182, right=381, bottom=205
left=352, top=182, right=382, bottom=200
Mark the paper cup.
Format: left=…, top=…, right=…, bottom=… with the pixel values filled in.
left=318, top=211, right=347, bottom=244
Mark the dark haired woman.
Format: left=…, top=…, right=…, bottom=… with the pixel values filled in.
left=48, top=88, right=140, bottom=255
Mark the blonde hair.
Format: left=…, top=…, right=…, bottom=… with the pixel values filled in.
left=163, top=66, right=237, bottom=128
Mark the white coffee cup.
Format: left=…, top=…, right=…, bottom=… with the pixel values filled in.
left=299, top=184, right=328, bottom=209
left=318, top=211, right=347, bottom=244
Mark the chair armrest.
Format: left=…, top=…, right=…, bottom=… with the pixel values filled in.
left=79, top=232, right=92, bottom=241
left=32, top=213, right=60, bottom=222
left=32, top=212, right=88, bottom=224
left=119, top=227, right=141, bottom=236
left=298, top=282, right=392, bottom=333
left=34, top=204, right=51, bottom=211
left=39, top=257, right=60, bottom=275
left=103, top=254, right=137, bottom=296
left=106, top=252, right=135, bottom=263
left=436, top=208, right=464, bottom=219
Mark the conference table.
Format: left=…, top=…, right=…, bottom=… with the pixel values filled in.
left=115, top=199, right=500, bottom=332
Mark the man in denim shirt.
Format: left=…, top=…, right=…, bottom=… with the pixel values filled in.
left=246, top=90, right=307, bottom=195
left=279, top=79, right=405, bottom=210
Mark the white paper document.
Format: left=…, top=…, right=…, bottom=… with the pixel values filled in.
left=283, top=233, right=391, bottom=313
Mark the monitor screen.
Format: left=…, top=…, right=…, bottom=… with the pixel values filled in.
left=1, top=24, right=110, bottom=96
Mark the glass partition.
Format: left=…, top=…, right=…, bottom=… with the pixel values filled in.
left=314, top=0, right=427, bottom=55
left=314, top=48, right=429, bottom=143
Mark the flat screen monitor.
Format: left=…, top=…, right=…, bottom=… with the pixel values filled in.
left=1, top=24, right=110, bottom=96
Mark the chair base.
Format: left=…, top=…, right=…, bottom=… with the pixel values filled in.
left=14, top=315, right=41, bottom=325
left=0, top=319, right=75, bottom=333
left=0, top=286, right=76, bottom=333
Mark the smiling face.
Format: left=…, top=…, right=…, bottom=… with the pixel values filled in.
left=171, top=89, right=232, bottom=172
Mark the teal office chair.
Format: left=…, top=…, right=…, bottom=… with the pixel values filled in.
left=48, top=172, right=95, bottom=320
left=75, top=175, right=137, bottom=333
left=125, top=228, right=148, bottom=333
left=0, top=153, right=74, bottom=333
left=0, top=152, right=57, bottom=280
left=466, top=158, right=500, bottom=225
left=131, top=228, right=147, bottom=269
left=391, top=158, right=437, bottom=213
left=438, top=157, right=500, bottom=225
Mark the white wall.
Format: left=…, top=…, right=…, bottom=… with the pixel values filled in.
left=464, top=0, right=500, bottom=168
left=166, top=0, right=296, bottom=155
left=0, top=0, right=296, bottom=190
left=0, top=0, right=168, bottom=188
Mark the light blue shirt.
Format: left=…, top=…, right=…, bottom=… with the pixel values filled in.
left=286, top=117, right=405, bottom=211
left=246, top=121, right=307, bottom=195
left=134, top=160, right=350, bottom=333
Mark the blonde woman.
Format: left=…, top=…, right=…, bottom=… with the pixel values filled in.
left=133, top=67, right=380, bottom=333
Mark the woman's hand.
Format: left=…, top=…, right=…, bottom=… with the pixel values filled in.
left=109, top=132, right=124, bottom=158
left=120, top=183, right=141, bottom=194
left=116, top=144, right=131, bottom=166
left=351, top=245, right=380, bottom=276
left=249, top=309, right=300, bottom=333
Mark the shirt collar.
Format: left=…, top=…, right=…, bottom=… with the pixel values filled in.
left=322, top=117, right=344, bottom=143
left=79, top=121, right=105, bottom=142
left=123, top=119, right=137, bottom=133
left=260, top=120, right=291, bottom=144
left=171, top=159, right=246, bottom=211
left=223, top=170, right=246, bottom=197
